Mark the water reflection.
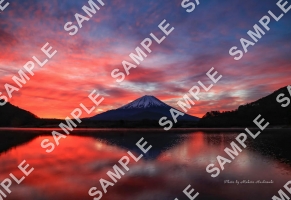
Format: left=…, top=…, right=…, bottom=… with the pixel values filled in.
left=0, top=129, right=290, bottom=200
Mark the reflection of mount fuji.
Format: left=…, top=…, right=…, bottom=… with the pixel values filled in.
left=90, top=95, right=200, bottom=121
left=76, top=130, right=190, bottom=160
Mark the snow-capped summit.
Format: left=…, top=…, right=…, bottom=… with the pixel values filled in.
left=119, top=95, right=169, bottom=109
left=90, top=95, right=199, bottom=121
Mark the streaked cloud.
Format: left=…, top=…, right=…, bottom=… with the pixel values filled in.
left=0, top=0, right=290, bottom=118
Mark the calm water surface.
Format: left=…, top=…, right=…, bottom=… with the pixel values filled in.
left=0, top=129, right=291, bottom=200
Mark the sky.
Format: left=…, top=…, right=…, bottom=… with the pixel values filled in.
left=0, top=0, right=290, bottom=119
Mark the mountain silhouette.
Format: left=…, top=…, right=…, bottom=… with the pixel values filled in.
left=90, top=95, right=200, bottom=121
left=199, top=86, right=291, bottom=127
left=0, top=101, right=38, bottom=127
left=1, top=86, right=290, bottom=128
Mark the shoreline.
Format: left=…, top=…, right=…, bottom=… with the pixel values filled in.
left=0, top=127, right=290, bottom=132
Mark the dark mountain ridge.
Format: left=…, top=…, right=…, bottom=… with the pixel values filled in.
left=1, top=86, right=290, bottom=128
left=199, top=86, right=291, bottom=127
left=0, top=101, right=38, bottom=127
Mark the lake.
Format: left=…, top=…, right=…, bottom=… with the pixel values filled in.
left=0, top=128, right=291, bottom=200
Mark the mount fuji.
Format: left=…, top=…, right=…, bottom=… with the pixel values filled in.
left=90, top=95, right=199, bottom=121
